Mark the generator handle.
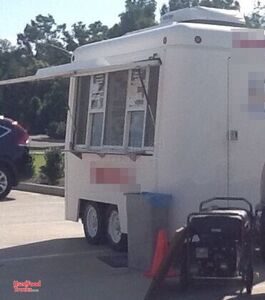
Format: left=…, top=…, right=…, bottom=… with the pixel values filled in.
left=199, top=197, right=253, bottom=214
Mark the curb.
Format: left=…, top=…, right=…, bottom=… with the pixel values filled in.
left=15, top=182, right=65, bottom=197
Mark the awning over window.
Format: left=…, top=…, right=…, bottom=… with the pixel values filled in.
left=0, top=58, right=161, bottom=86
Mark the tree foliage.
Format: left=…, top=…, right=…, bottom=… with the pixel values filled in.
left=245, top=3, right=265, bottom=28
left=1, top=15, right=71, bottom=134
left=161, top=0, right=240, bottom=15
left=40, top=148, right=64, bottom=185
left=108, top=0, right=157, bottom=37
left=63, top=21, right=109, bottom=51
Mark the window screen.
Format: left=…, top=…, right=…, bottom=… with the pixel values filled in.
left=74, top=76, right=90, bottom=145
left=90, top=113, right=103, bottom=146
left=90, top=74, right=105, bottom=110
left=73, top=63, right=160, bottom=152
left=89, top=74, right=106, bottom=147
left=128, top=111, right=145, bottom=148
left=104, top=70, right=128, bottom=146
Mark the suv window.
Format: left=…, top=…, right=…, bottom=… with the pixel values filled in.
left=0, top=125, right=10, bottom=138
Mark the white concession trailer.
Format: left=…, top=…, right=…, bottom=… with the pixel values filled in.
left=1, top=7, right=265, bottom=251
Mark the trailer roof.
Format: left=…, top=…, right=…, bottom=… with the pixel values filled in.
left=73, top=22, right=259, bottom=63
left=74, top=7, right=246, bottom=64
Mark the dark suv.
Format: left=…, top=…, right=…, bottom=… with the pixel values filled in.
left=0, top=116, right=33, bottom=199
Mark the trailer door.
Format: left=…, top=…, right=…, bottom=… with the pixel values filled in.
left=228, top=49, right=265, bottom=204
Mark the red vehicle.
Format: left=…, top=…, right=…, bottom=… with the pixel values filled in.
left=0, top=116, right=33, bottom=199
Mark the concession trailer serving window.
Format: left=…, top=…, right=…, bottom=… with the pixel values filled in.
left=0, top=57, right=160, bottom=154
left=73, top=64, right=160, bottom=153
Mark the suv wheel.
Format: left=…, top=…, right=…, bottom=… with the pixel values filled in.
left=0, top=166, right=12, bottom=200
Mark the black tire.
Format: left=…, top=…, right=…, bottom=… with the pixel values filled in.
left=106, top=205, right=127, bottom=252
left=179, top=254, right=189, bottom=291
left=244, top=265, right=254, bottom=295
left=82, top=202, right=105, bottom=244
left=0, top=165, right=12, bottom=200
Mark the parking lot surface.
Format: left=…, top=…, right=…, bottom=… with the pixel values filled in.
left=0, top=191, right=265, bottom=300
left=0, top=191, right=149, bottom=300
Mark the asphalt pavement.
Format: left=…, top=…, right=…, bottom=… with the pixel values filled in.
left=0, top=191, right=149, bottom=300
left=0, top=191, right=265, bottom=300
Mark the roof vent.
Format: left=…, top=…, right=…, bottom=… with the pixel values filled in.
left=160, top=7, right=245, bottom=27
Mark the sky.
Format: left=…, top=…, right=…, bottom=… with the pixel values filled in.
left=0, top=0, right=260, bottom=45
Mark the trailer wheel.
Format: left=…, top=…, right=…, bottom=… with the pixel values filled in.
left=106, top=205, right=127, bottom=252
left=83, top=202, right=105, bottom=244
left=0, top=165, right=12, bottom=200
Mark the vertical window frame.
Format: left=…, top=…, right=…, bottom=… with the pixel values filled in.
left=103, top=70, right=128, bottom=149
left=86, top=73, right=108, bottom=149
left=124, top=67, right=150, bottom=150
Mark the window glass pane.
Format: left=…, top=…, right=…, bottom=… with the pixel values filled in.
left=0, top=126, right=8, bottom=138
left=128, top=111, right=144, bottom=148
left=90, top=74, right=105, bottom=110
left=127, top=68, right=147, bottom=110
left=90, top=113, right=103, bottom=146
left=144, top=66, right=160, bottom=147
left=75, top=76, right=90, bottom=145
left=104, top=70, right=128, bottom=146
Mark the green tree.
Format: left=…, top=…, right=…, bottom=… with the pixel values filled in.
left=22, top=96, right=43, bottom=133
left=161, top=0, right=240, bottom=15
left=63, top=21, right=108, bottom=51
left=245, top=3, right=265, bottom=28
left=17, top=14, right=69, bottom=65
left=198, top=0, right=239, bottom=9
left=40, top=79, right=69, bottom=132
left=0, top=41, right=47, bottom=132
left=1, top=15, right=77, bottom=133
left=108, top=0, right=157, bottom=38
left=8, top=15, right=71, bottom=134
left=40, top=148, right=64, bottom=185
left=0, top=39, right=15, bottom=53
left=168, top=0, right=194, bottom=10
left=160, top=4, right=169, bottom=15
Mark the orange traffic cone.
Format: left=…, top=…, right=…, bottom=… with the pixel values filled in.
left=144, top=229, right=177, bottom=278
